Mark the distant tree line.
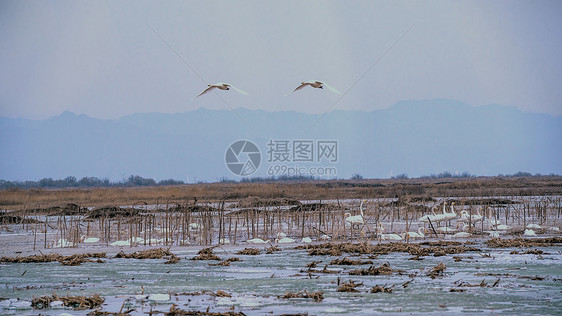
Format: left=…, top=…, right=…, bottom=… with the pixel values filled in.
left=0, top=175, right=185, bottom=190
left=391, top=171, right=556, bottom=180
left=0, top=171, right=557, bottom=190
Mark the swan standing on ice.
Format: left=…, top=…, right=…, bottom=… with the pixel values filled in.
left=287, top=80, right=341, bottom=95
left=345, top=199, right=367, bottom=230
left=458, top=209, right=483, bottom=224
left=194, top=82, right=248, bottom=98
left=442, top=202, right=458, bottom=222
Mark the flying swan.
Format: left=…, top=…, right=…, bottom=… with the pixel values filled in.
left=194, top=82, right=248, bottom=98
left=287, top=80, right=341, bottom=95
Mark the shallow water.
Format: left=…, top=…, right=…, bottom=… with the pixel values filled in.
left=1, top=240, right=561, bottom=315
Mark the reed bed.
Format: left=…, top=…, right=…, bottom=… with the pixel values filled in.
left=1, top=185, right=560, bottom=250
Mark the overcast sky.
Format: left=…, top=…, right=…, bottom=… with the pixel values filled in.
left=1, top=0, right=561, bottom=120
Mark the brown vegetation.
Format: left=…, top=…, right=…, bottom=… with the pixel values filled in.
left=236, top=248, right=261, bottom=255
left=486, top=237, right=562, bottom=248
left=337, top=280, right=363, bottom=292
left=427, top=263, right=446, bottom=279
left=280, top=290, right=324, bottom=302
left=1, top=253, right=106, bottom=265
left=191, top=247, right=221, bottom=261
left=371, top=285, right=393, bottom=293
left=330, top=257, right=374, bottom=265
left=32, top=294, right=104, bottom=310
left=349, top=263, right=403, bottom=276
left=114, top=248, right=174, bottom=259
left=2, top=176, right=561, bottom=211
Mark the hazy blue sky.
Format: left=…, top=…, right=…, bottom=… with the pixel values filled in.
left=1, top=0, right=561, bottom=119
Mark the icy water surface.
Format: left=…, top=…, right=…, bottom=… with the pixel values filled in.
left=1, top=242, right=561, bottom=315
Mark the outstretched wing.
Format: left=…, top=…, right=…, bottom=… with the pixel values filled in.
left=321, top=82, right=341, bottom=95
left=194, top=86, right=216, bottom=98
left=229, top=84, right=249, bottom=95
left=286, top=82, right=309, bottom=96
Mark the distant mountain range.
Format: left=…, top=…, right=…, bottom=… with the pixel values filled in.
left=1, top=99, right=560, bottom=182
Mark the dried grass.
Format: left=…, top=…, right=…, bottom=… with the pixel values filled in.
left=236, top=248, right=261, bottom=255
left=32, top=294, right=104, bottom=310
left=114, top=248, right=173, bottom=259
left=280, top=290, right=324, bottom=302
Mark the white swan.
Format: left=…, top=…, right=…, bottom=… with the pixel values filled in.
left=81, top=236, right=100, bottom=243
left=403, top=227, right=425, bottom=239
left=276, top=237, right=296, bottom=243
left=53, top=239, right=74, bottom=248
left=523, top=229, right=537, bottom=236
left=442, top=202, right=458, bottom=222
left=110, top=240, right=131, bottom=247
left=246, top=238, right=270, bottom=244
left=378, top=224, right=403, bottom=240
left=494, top=223, right=512, bottom=231
left=451, top=232, right=471, bottom=238
left=427, top=203, right=449, bottom=223
left=195, top=82, right=248, bottom=98
left=287, top=80, right=341, bottom=95
left=345, top=199, right=366, bottom=229
left=458, top=209, right=483, bottom=224
left=418, top=207, right=443, bottom=223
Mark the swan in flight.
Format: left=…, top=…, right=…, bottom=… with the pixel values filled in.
left=194, top=82, right=248, bottom=98
left=345, top=199, right=366, bottom=229
left=287, top=80, right=341, bottom=95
